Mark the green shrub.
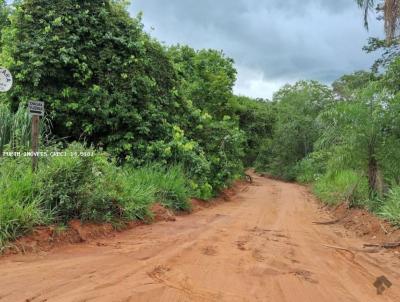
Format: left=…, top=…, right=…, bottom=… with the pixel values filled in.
left=313, top=170, right=369, bottom=206
left=191, top=117, right=246, bottom=192
left=37, top=144, right=118, bottom=222
left=380, top=186, right=400, bottom=225
left=37, top=145, right=191, bottom=222
left=295, top=151, right=328, bottom=184
left=190, top=181, right=213, bottom=200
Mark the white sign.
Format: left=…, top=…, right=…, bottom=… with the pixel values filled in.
left=0, top=68, right=12, bottom=92
left=29, top=101, right=45, bottom=116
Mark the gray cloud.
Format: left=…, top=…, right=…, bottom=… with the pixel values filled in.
left=129, top=0, right=383, bottom=98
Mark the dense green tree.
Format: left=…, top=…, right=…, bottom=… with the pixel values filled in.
left=230, top=95, right=274, bottom=166
left=332, top=71, right=379, bottom=100
left=316, top=83, right=390, bottom=195
left=259, top=81, right=333, bottom=180
left=1, top=0, right=183, bottom=161
left=168, top=45, right=237, bottom=119
left=162, top=45, right=247, bottom=191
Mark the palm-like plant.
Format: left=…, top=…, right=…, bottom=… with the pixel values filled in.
left=316, top=82, right=390, bottom=196
left=357, top=0, right=400, bottom=41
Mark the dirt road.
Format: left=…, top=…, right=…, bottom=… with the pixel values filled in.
left=1, top=175, right=400, bottom=302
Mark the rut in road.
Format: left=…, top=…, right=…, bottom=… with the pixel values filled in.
left=1, top=174, right=400, bottom=302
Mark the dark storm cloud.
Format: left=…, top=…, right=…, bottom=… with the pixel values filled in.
left=129, top=0, right=383, bottom=98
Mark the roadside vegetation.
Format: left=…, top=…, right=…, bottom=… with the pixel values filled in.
left=255, top=71, right=400, bottom=226
left=251, top=3, right=400, bottom=225
left=0, top=145, right=193, bottom=249
left=0, top=1, right=272, bottom=249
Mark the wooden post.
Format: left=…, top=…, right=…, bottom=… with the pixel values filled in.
left=29, top=100, right=44, bottom=172
left=31, top=115, right=39, bottom=172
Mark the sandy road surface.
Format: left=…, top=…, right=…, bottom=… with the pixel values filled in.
left=1, top=175, right=400, bottom=302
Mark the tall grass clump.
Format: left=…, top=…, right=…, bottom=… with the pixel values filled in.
left=0, top=104, right=31, bottom=154
left=149, top=165, right=190, bottom=211
left=37, top=144, right=119, bottom=223
left=103, top=167, right=157, bottom=221
left=101, top=164, right=190, bottom=220
left=123, top=165, right=191, bottom=212
left=0, top=103, right=12, bottom=154
left=0, top=158, right=46, bottom=250
left=0, top=104, right=51, bottom=155
left=313, top=170, right=369, bottom=206
left=380, top=186, right=400, bottom=225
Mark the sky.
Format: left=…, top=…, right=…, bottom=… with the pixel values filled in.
left=129, top=0, right=383, bottom=99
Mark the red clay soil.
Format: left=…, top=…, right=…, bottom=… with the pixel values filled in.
left=3, top=182, right=247, bottom=256
left=329, top=203, right=400, bottom=249
left=1, top=174, right=400, bottom=301
left=4, top=221, right=118, bottom=255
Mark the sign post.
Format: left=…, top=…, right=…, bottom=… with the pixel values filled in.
left=0, top=67, right=13, bottom=158
left=0, top=68, right=13, bottom=92
left=28, top=101, right=44, bottom=172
